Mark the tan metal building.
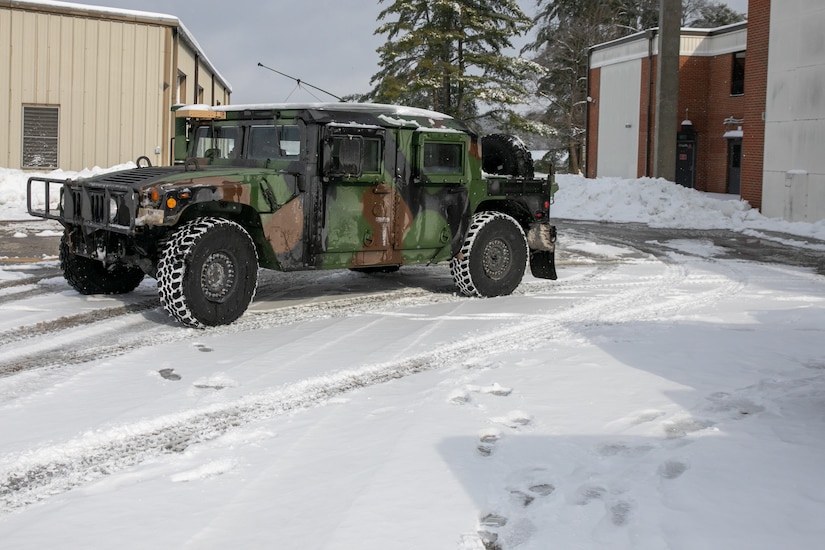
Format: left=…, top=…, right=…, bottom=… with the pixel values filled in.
left=0, top=0, right=232, bottom=171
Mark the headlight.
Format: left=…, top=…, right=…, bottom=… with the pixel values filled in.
left=108, top=198, right=119, bottom=223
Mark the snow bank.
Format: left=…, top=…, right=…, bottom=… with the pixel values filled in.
left=553, top=174, right=825, bottom=242
left=0, top=164, right=135, bottom=221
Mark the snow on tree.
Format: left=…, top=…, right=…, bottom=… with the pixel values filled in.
left=364, top=0, right=542, bottom=129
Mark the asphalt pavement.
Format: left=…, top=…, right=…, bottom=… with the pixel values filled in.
left=0, top=219, right=62, bottom=263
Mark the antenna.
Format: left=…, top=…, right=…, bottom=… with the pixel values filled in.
left=257, top=62, right=344, bottom=102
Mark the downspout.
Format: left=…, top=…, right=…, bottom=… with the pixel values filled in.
left=585, top=46, right=592, bottom=177
left=645, top=29, right=656, bottom=177
left=194, top=54, right=200, bottom=104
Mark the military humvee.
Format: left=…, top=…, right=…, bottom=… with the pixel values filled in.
left=27, top=103, right=557, bottom=328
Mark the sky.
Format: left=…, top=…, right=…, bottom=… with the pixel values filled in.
left=67, top=0, right=751, bottom=105
left=1, top=164, right=824, bottom=548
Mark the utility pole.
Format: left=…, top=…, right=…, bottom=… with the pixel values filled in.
left=654, top=0, right=681, bottom=181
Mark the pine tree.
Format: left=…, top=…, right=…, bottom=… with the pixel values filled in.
left=683, top=0, right=745, bottom=27
left=365, top=0, right=541, bottom=127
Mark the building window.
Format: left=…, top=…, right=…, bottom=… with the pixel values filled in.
left=22, top=106, right=59, bottom=168
left=731, top=51, right=745, bottom=95
left=177, top=71, right=187, bottom=104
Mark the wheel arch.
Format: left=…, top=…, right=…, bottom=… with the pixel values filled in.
left=176, top=201, right=274, bottom=267
left=474, top=199, right=533, bottom=233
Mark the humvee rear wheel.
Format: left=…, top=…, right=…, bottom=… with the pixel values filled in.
left=157, top=217, right=258, bottom=328
left=59, top=234, right=145, bottom=295
left=451, top=212, right=528, bottom=298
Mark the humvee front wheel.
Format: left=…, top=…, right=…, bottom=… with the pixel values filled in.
left=157, top=217, right=258, bottom=328
left=451, top=212, right=528, bottom=297
left=60, top=234, right=145, bottom=295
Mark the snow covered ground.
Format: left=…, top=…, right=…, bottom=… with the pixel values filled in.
left=1, top=165, right=824, bottom=549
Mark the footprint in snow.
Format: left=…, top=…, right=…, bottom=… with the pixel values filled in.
left=491, top=411, right=533, bottom=429
left=477, top=383, right=513, bottom=397
left=159, top=368, right=181, bottom=381
left=477, top=428, right=502, bottom=457
left=193, top=342, right=213, bottom=352
left=658, top=460, right=689, bottom=480
left=705, top=391, right=765, bottom=419
left=572, top=484, right=634, bottom=527
left=507, top=482, right=556, bottom=507
left=475, top=481, right=554, bottom=548
left=662, top=416, right=714, bottom=439
left=609, top=499, right=634, bottom=526
left=596, top=441, right=655, bottom=458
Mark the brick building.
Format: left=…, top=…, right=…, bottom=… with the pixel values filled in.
left=586, top=0, right=825, bottom=223
left=586, top=23, right=747, bottom=195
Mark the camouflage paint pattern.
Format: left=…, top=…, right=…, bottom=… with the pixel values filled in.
left=27, top=103, right=554, bottom=277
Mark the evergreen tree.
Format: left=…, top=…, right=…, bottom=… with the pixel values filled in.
left=684, top=1, right=745, bottom=27
left=365, top=0, right=541, bottom=128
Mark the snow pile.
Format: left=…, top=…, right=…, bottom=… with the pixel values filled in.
left=0, top=164, right=135, bottom=220
left=554, top=174, right=825, bottom=241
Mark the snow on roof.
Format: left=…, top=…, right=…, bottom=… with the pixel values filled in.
left=9, top=0, right=178, bottom=25
left=7, top=0, right=231, bottom=92
left=192, top=102, right=454, bottom=121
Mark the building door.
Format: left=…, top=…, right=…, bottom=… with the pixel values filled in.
left=727, top=138, right=742, bottom=194
left=675, top=140, right=696, bottom=188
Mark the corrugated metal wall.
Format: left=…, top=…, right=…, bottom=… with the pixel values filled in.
left=0, top=4, right=231, bottom=171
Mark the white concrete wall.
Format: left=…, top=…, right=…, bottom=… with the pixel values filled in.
left=597, top=60, right=642, bottom=179
left=762, top=0, right=825, bottom=222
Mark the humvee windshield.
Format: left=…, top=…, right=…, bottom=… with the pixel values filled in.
left=192, top=123, right=301, bottom=160
left=193, top=125, right=239, bottom=158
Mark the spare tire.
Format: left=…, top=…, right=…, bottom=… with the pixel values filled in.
left=481, top=134, right=534, bottom=179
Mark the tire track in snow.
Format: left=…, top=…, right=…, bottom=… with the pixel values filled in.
left=0, top=299, right=160, bottom=350
left=0, top=287, right=460, bottom=379
left=0, top=270, right=63, bottom=305
left=0, top=255, right=712, bottom=512
left=0, top=270, right=61, bottom=292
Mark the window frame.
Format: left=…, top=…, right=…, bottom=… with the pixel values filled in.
left=415, top=130, right=469, bottom=185
left=321, top=124, right=386, bottom=182
left=731, top=51, right=745, bottom=96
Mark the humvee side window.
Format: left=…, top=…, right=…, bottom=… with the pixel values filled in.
left=279, top=125, right=301, bottom=157
left=249, top=124, right=301, bottom=159
left=423, top=142, right=463, bottom=174
left=193, top=125, right=240, bottom=159
left=322, top=126, right=384, bottom=179
left=363, top=138, right=382, bottom=173
left=324, top=135, right=364, bottom=178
